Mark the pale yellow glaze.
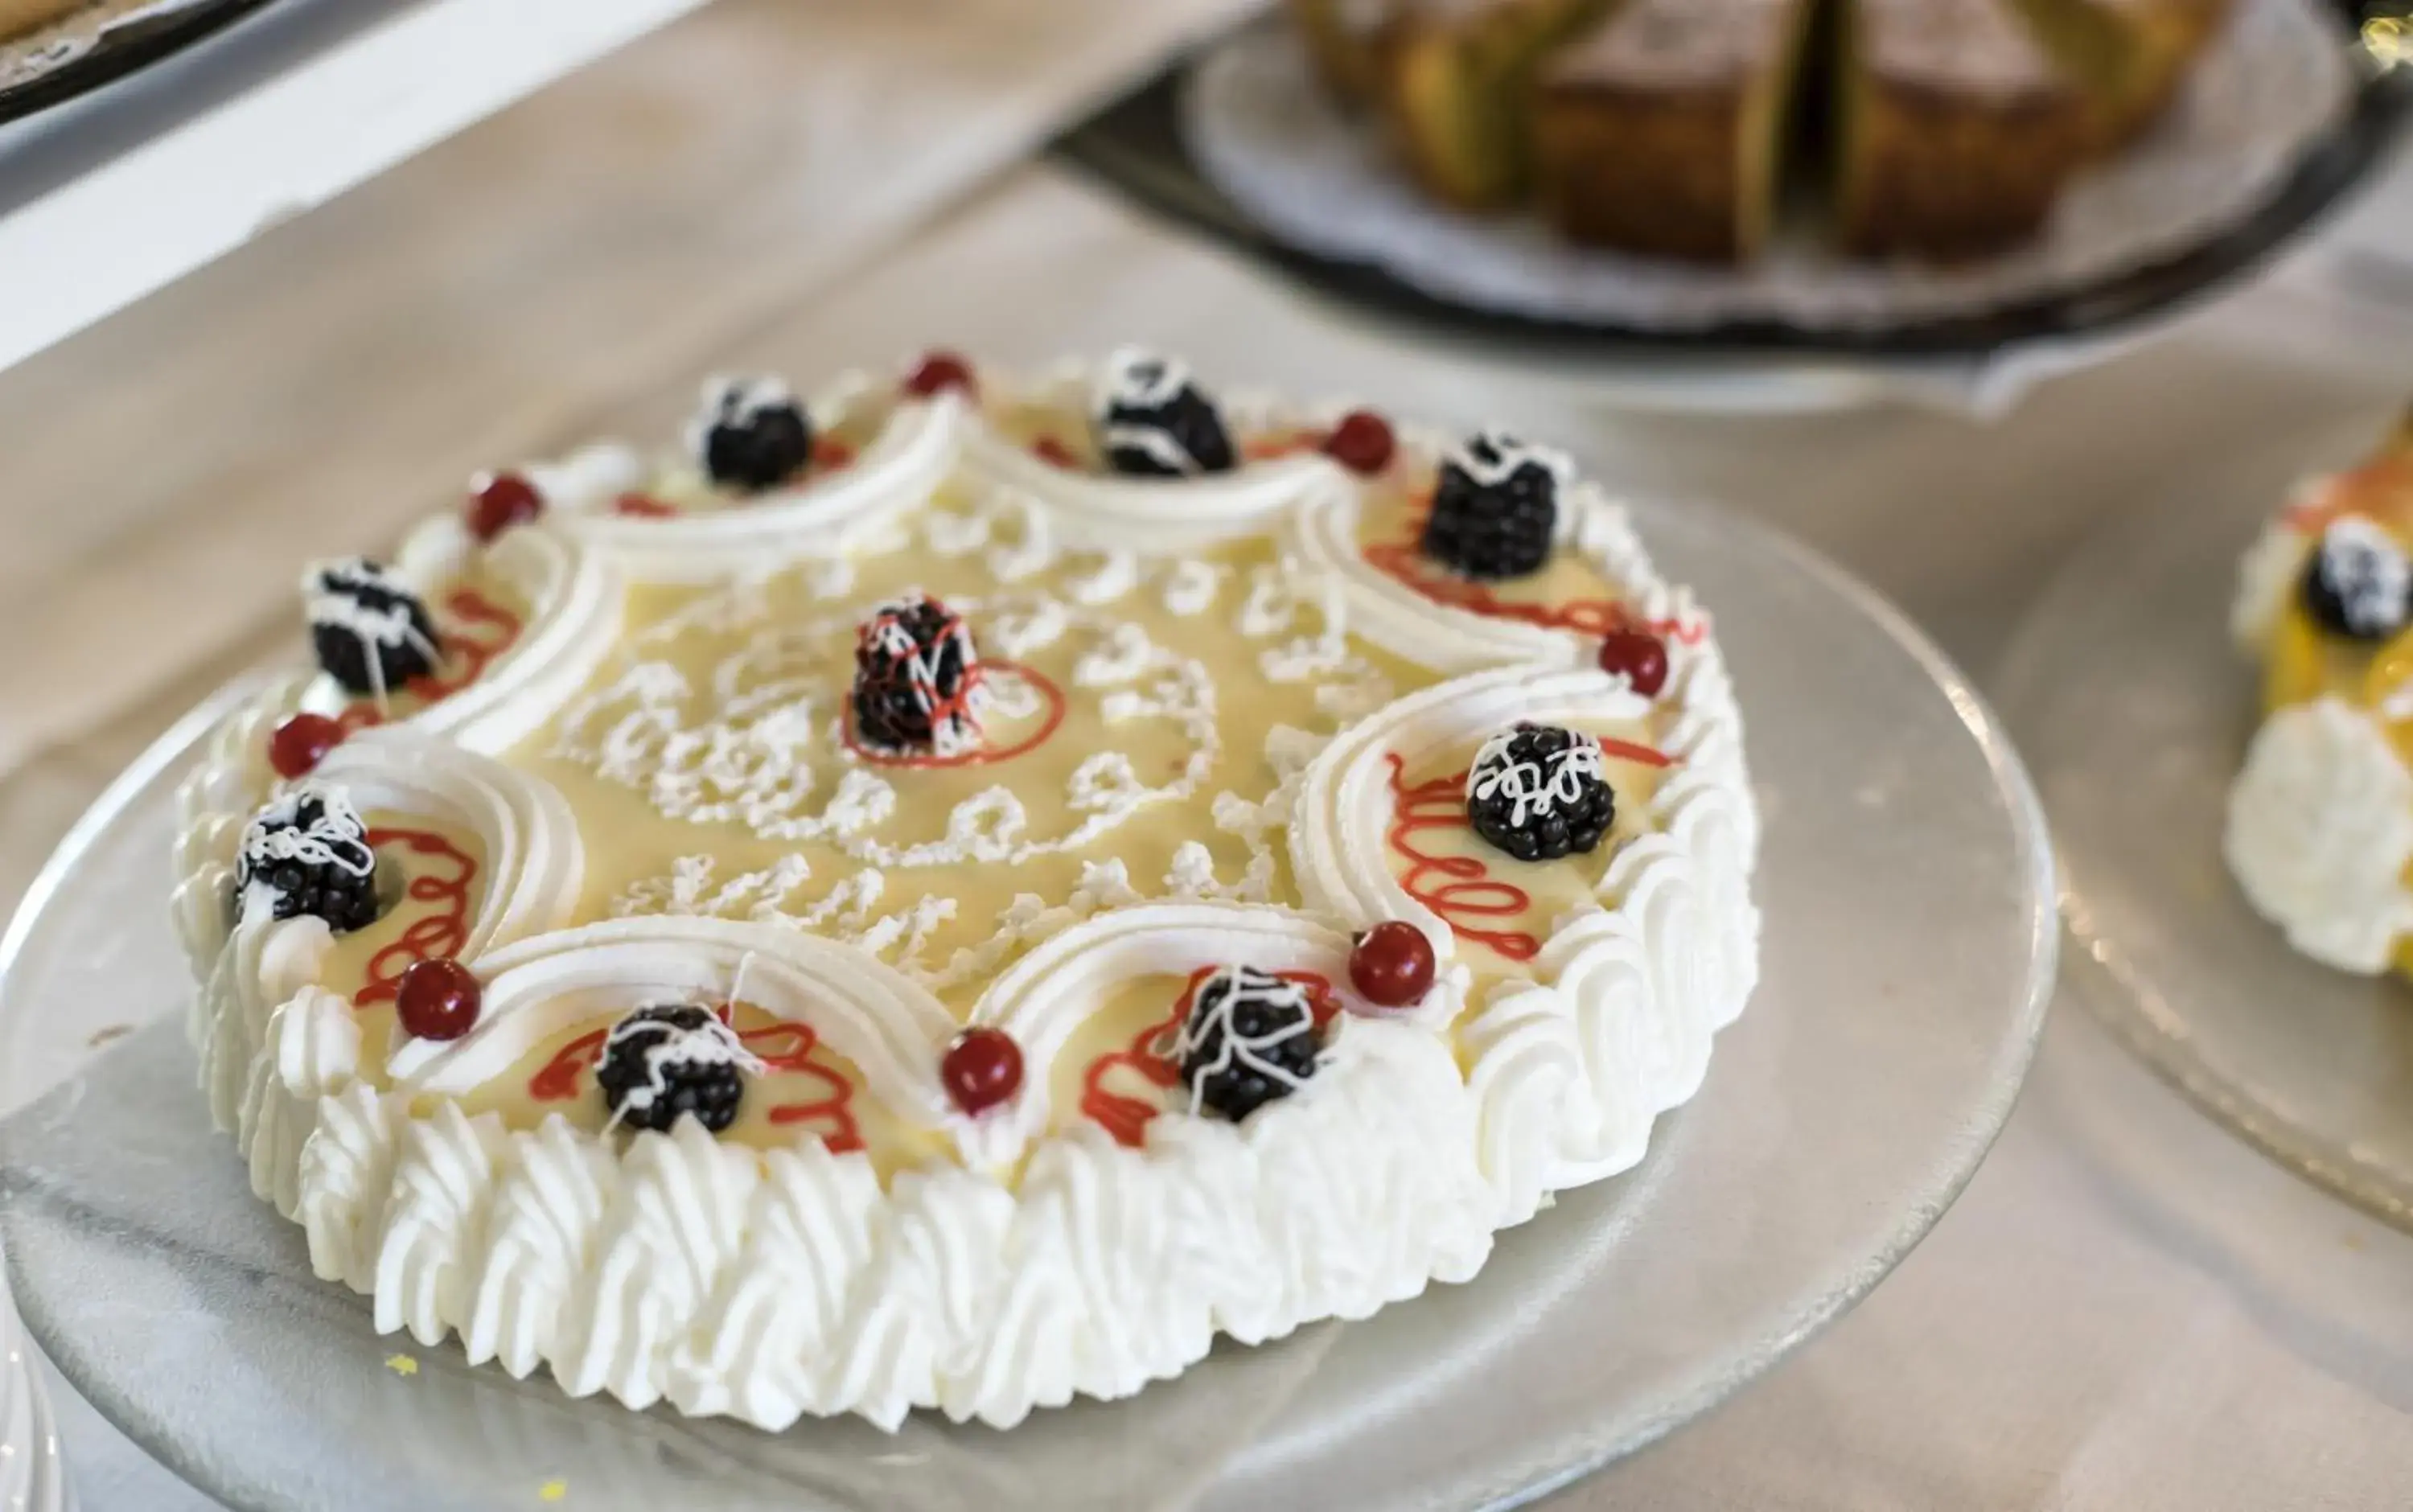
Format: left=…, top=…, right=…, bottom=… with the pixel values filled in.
left=324, top=408, right=1677, bottom=1154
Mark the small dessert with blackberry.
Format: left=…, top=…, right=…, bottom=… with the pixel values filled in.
left=1176, top=966, right=1323, bottom=1121
left=232, top=783, right=382, bottom=932
left=306, top=558, right=442, bottom=700
left=852, top=591, right=984, bottom=756
left=2299, top=517, right=2412, bottom=643
left=596, top=1004, right=764, bottom=1134
left=1092, top=348, right=1238, bottom=478
left=1421, top=429, right=1572, bottom=580
left=1466, top=723, right=1617, bottom=861
left=2226, top=407, right=2413, bottom=977
left=687, top=375, right=816, bottom=493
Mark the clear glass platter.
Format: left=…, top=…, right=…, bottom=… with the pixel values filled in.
left=1996, top=466, right=2413, bottom=1230
left=0, top=496, right=2056, bottom=1511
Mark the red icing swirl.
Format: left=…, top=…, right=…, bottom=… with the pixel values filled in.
left=1364, top=496, right=1707, bottom=645
left=353, top=828, right=478, bottom=1006
left=1383, top=758, right=1541, bottom=963
left=526, top=1009, right=863, bottom=1153
left=1079, top=966, right=1337, bottom=1148
left=1381, top=738, right=1675, bottom=963
left=337, top=586, right=524, bottom=733
left=840, top=663, right=1067, bottom=770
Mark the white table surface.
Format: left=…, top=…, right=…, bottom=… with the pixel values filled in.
left=0, top=0, right=730, bottom=376
left=6, top=2, right=2413, bottom=1505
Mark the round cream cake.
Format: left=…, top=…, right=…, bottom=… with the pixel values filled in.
left=171, top=350, right=1761, bottom=1430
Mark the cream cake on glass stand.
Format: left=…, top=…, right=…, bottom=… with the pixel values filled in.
left=166, top=347, right=1760, bottom=1432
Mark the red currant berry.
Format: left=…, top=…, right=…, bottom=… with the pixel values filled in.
left=267, top=713, right=346, bottom=779
left=1597, top=630, right=1669, bottom=698
left=902, top=351, right=976, bottom=400
left=396, top=958, right=482, bottom=1042
left=466, top=471, right=543, bottom=541
left=1322, top=410, right=1396, bottom=476
left=941, top=1027, right=1024, bottom=1116
left=1031, top=436, right=1077, bottom=469
left=1350, top=921, right=1437, bottom=1008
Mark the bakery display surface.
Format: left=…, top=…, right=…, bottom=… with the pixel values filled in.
left=2000, top=407, right=2413, bottom=1233
left=1051, top=0, right=2405, bottom=373
left=0, top=1293, right=68, bottom=1512
left=0, top=356, right=2053, bottom=1508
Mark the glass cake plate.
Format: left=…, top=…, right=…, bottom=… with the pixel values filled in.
left=1996, top=462, right=2413, bottom=1231
left=0, top=495, right=2055, bottom=1512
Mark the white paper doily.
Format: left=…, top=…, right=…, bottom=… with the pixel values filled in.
left=1184, top=0, right=2352, bottom=332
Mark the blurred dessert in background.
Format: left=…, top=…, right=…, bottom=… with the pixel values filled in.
left=2226, top=409, right=2413, bottom=977
left=0, top=0, right=85, bottom=42
left=1531, top=0, right=1818, bottom=262
left=1284, top=0, right=2239, bottom=264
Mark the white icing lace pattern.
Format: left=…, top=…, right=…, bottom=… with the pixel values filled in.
left=172, top=360, right=1761, bottom=1433
left=1093, top=346, right=1189, bottom=413
left=1466, top=729, right=1604, bottom=827
left=306, top=557, right=439, bottom=707
left=240, top=783, right=375, bottom=878
left=857, top=593, right=986, bottom=757
left=1446, top=429, right=1572, bottom=490
left=1173, top=968, right=1319, bottom=1114
left=2314, top=516, right=2411, bottom=639
left=602, top=1010, right=768, bottom=1129
left=1096, top=347, right=1209, bottom=476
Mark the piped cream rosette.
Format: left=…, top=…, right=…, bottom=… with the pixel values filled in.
left=173, top=355, right=1760, bottom=1432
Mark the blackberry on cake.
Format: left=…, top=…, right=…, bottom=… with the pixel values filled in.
left=1420, top=429, right=1572, bottom=580
left=305, top=558, right=442, bottom=699
left=688, top=375, right=814, bottom=492
left=1092, top=348, right=1237, bottom=478
left=2301, top=517, right=2413, bottom=643
left=1176, top=966, right=1322, bottom=1122
left=596, top=1005, right=763, bottom=1135
left=853, top=591, right=983, bottom=754
left=232, top=783, right=382, bottom=932
left=1465, top=723, right=1618, bottom=861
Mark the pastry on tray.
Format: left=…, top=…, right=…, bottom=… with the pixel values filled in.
left=2011, top=0, right=2238, bottom=150
left=0, top=0, right=84, bottom=43
left=1289, top=0, right=2241, bottom=264
left=2226, top=409, right=2413, bottom=976
left=1531, top=0, right=1820, bottom=262
left=1289, top=0, right=1403, bottom=103
left=174, top=349, right=1761, bottom=1429
left=1834, top=0, right=2095, bottom=261
left=1379, top=0, right=1613, bottom=207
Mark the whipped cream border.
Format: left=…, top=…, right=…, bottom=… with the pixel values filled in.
left=172, top=357, right=1760, bottom=1431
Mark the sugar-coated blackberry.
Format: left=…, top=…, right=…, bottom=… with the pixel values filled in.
left=2302, top=516, right=2413, bottom=642
left=1093, top=349, right=1236, bottom=478
left=596, top=1005, right=755, bottom=1134
left=689, top=375, right=813, bottom=492
left=1177, top=966, right=1321, bottom=1123
left=1420, top=429, right=1569, bottom=581
left=232, top=783, right=381, bottom=932
left=305, top=558, right=440, bottom=698
left=1465, top=723, right=1616, bottom=863
left=853, top=592, right=980, bottom=754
